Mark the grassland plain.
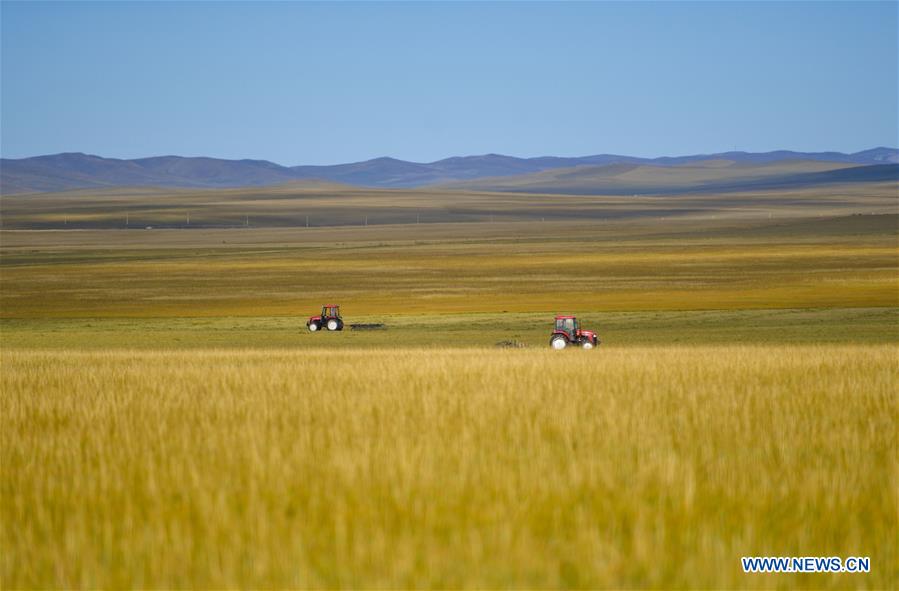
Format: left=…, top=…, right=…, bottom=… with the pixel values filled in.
left=2, top=346, right=896, bottom=589
left=1, top=201, right=897, bottom=588
left=1, top=176, right=897, bottom=230
left=1, top=309, right=898, bottom=350
left=1, top=215, right=896, bottom=319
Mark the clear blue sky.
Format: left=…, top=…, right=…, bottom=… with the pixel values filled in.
left=1, top=1, right=896, bottom=164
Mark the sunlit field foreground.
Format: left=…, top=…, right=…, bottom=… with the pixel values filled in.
left=2, top=346, right=895, bottom=588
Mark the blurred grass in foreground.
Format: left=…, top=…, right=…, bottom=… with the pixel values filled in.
left=2, top=346, right=895, bottom=588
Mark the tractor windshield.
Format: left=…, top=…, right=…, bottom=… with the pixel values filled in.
left=323, top=306, right=339, bottom=317
left=555, top=318, right=576, bottom=333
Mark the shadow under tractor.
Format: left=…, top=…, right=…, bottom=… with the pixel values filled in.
left=550, top=315, right=600, bottom=349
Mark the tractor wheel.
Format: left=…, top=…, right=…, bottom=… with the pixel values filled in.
left=551, top=336, right=568, bottom=350
left=326, top=319, right=340, bottom=331
left=582, top=340, right=594, bottom=350
left=308, top=322, right=320, bottom=332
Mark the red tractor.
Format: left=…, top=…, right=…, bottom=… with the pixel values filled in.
left=550, top=315, right=599, bottom=349
left=307, top=304, right=344, bottom=332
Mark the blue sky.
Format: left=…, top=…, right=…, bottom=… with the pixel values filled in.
left=1, top=1, right=896, bottom=164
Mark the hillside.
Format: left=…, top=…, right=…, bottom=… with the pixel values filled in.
left=433, top=160, right=899, bottom=195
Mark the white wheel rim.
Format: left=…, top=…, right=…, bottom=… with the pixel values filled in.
left=309, top=323, right=318, bottom=331
left=583, top=342, right=594, bottom=349
left=327, top=320, right=338, bottom=330
left=552, top=338, right=566, bottom=350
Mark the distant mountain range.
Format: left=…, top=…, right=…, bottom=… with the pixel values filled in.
left=1, top=147, right=896, bottom=194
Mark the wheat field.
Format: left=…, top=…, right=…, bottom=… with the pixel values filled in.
left=2, top=345, right=895, bottom=589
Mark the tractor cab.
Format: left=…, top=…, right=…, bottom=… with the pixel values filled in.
left=322, top=305, right=340, bottom=319
left=554, top=316, right=578, bottom=340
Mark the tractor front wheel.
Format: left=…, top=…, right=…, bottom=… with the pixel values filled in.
left=582, top=340, right=594, bottom=350
left=551, top=336, right=568, bottom=350
left=326, top=319, right=340, bottom=331
left=308, top=322, right=320, bottom=332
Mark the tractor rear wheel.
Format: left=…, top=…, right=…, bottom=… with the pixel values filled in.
left=308, top=322, right=320, bottom=332
left=551, top=336, right=568, bottom=350
left=326, top=319, right=340, bottom=331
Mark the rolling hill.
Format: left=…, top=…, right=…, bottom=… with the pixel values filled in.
left=0, top=154, right=300, bottom=195
left=433, top=160, right=899, bottom=195
left=1, top=148, right=896, bottom=194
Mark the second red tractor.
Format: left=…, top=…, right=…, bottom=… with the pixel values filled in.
left=550, top=315, right=599, bottom=349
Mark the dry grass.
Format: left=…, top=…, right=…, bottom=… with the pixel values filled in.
left=2, top=346, right=895, bottom=588
left=2, top=178, right=896, bottom=230
left=2, top=217, right=896, bottom=318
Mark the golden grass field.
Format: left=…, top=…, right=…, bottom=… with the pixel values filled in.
left=1, top=183, right=897, bottom=588
left=2, top=214, right=896, bottom=319
left=2, top=346, right=896, bottom=589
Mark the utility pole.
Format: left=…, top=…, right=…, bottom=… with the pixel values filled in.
left=186, top=212, right=190, bottom=226
left=306, top=215, right=309, bottom=228
left=245, top=215, right=249, bottom=228
left=364, top=215, right=368, bottom=227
